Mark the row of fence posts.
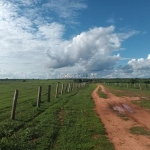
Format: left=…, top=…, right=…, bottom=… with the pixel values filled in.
left=10, top=82, right=86, bottom=120
left=105, top=82, right=149, bottom=90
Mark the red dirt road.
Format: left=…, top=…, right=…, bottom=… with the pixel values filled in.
left=92, top=84, right=150, bottom=150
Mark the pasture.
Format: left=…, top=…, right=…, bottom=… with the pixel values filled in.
left=1, top=79, right=150, bottom=149
left=0, top=79, right=114, bottom=150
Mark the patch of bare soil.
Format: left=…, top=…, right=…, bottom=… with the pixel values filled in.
left=92, top=84, right=150, bottom=150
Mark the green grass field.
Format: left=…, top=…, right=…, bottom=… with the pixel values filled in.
left=0, top=80, right=114, bottom=150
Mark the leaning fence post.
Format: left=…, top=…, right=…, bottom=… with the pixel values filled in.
left=48, top=85, right=51, bottom=102
left=37, top=86, right=42, bottom=107
left=55, top=82, right=59, bottom=98
left=11, top=90, right=18, bottom=120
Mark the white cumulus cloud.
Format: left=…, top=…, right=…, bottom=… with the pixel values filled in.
left=128, top=55, right=150, bottom=70
left=46, top=26, right=122, bottom=72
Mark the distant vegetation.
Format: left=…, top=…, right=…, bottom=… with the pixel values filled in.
left=2, top=77, right=150, bottom=84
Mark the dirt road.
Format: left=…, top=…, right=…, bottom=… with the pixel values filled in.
left=92, top=84, right=150, bottom=150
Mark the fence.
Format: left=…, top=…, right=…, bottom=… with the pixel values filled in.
left=0, top=81, right=87, bottom=121
left=104, top=82, right=150, bottom=90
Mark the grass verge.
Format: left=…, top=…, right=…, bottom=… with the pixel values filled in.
left=103, top=84, right=150, bottom=98
left=130, top=126, right=150, bottom=137
left=132, top=99, right=150, bottom=110
left=97, top=87, right=107, bottom=99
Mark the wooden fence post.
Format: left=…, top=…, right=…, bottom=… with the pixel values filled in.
left=80, top=83, right=82, bottom=88
left=72, top=83, right=74, bottom=91
left=70, top=83, right=73, bottom=91
left=134, top=83, right=136, bottom=88
left=48, top=85, right=51, bottom=102
left=65, top=83, right=68, bottom=93
left=145, top=84, right=148, bottom=90
left=55, top=82, right=59, bottom=98
left=37, top=86, right=42, bottom=107
left=78, top=83, right=80, bottom=88
left=67, top=83, right=70, bottom=92
left=76, top=83, right=78, bottom=89
left=81, top=83, right=84, bottom=88
left=11, top=90, right=18, bottom=120
left=61, top=83, right=64, bottom=94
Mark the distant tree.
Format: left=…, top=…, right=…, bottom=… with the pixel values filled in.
left=73, top=79, right=82, bottom=83
left=144, top=80, right=150, bottom=84
left=130, top=78, right=138, bottom=84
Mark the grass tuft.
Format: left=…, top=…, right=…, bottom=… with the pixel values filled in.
left=97, top=88, right=107, bottom=99
left=130, top=126, right=150, bottom=137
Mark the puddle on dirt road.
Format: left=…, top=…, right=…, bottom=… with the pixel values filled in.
left=122, top=104, right=134, bottom=114
left=113, top=106, right=125, bottom=114
left=112, top=104, right=134, bottom=114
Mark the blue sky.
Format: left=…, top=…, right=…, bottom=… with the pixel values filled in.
left=0, top=0, right=150, bottom=79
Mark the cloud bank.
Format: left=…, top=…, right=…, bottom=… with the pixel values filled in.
left=0, top=0, right=149, bottom=78
left=0, top=0, right=87, bottom=78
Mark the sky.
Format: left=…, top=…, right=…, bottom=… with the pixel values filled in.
left=0, top=0, right=150, bottom=79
